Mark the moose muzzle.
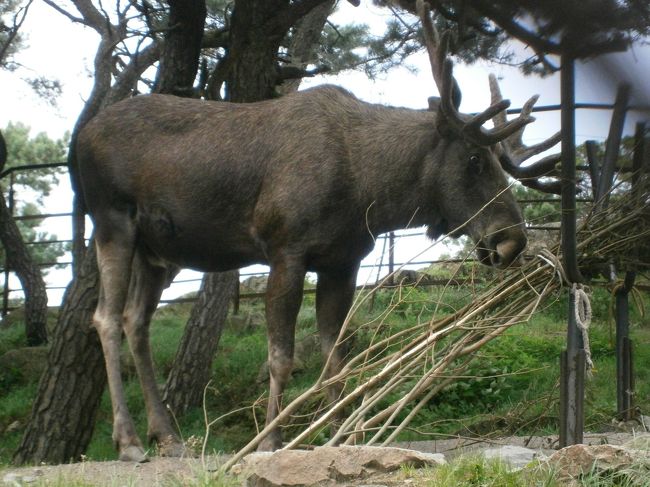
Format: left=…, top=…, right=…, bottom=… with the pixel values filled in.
left=477, top=227, right=527, bottom=269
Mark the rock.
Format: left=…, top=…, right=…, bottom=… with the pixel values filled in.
left=2, top=472, right=21, bottom=486
left=611, top=414, right=650, bottom=433
left=392, top=270, right=421, bottom=285
left=235, top=446, right=445, bottom=486
left=623, top=433, right=650, bottom=451
left=4, top=420, right=21, bottom=434
left=482, top=445, right=543, bottom=469
left=2, top=468, right=43, bottom=485
left=546, top=444, right=641, bottom=483
left=241, top=276, right=268, bottom=294
left=228, top=311, right=266, bottom=334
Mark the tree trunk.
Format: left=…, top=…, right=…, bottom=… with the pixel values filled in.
left=277, top=0, right=335, bottom=95
left=163, top=271, right=237, bottom=416
left=13, top=245, right=106, bottom=464
left=0, top=193, right=48, bottom=345
left=156, top=0, right=295, bottom=418
left=13, top=32, right=131, bottom=464
left=0, top=131, right=48, bottom=346
left=161, top=0, right=289, bottom=414
left=151, top=0, right=242, bottom=420
left=164, top=0, right=333, bottom=415
left=12, top=4, right=172, bottom=465
left=225, top=0, right=288, bottom=102
left=13, top=0, right=335, bottom=463
left=154, top=0, right=207, bottom=96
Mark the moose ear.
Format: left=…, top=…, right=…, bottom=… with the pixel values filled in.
left=427, top=96, right=441, bottom=111
left=435, top=117, right=456, bottom=139
left=429, top=96, right=455, bottom=138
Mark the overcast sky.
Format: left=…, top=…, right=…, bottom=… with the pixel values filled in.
left=2, top=1, right=649, bottom=304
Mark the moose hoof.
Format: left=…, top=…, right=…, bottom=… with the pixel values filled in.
left=119, top=445, right=148, bottom=463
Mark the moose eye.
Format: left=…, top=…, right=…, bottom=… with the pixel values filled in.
left=469, top=154, right=483, bottom=173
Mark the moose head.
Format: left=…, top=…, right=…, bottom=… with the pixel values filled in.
left=416, top=0, right=561, bottom=267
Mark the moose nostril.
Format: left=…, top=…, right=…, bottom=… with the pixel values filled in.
left=494, top=239, right=524, bottom=268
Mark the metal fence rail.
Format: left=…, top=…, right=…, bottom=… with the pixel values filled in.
left=0, top=141, right=584, bottom=313
left=1, top=102, right=645, bottom=314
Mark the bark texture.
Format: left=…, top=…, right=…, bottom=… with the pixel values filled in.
left=0, top=193, right=49, bottom=345
left=225, top=0, right=288, bottom=102
left=163, top=0, right=335, bottom=416
left=12, top=0, right=166, bottom=464
left=163, top=271, right=238, bottom=416
left=161, top=0, right=286, bottom=413
left=152, top=0, right=240, bottom=420
left=155, top=0, right=207, bottom=96
left=12, top=245, right=106, bottom=464
left=0, top=130, right=48, bottom=346
left=277, top=0, right=335, bottom=95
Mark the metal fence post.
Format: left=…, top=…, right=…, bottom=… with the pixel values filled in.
left=387, top=232, right=395, bottom=286
left=595, top=84, right=631, bottom=206
left=2, top=172, right=16, bottom=318
left=559, top=54, right=586, bottom=448
left=616, top=271, right=636, bottom=420
left=614, top=121, right=648, bottom=421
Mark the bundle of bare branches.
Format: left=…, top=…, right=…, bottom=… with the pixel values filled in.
left=222, top=178, right=649, bottom=470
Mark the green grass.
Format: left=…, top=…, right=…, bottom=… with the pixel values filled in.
left=0, top=325, right=25, bottom=355
left=399, top=452, right=650, bottom=487
left=0, top=280, right=649, bottom=466
left=412, top=455, right=556, bottom=487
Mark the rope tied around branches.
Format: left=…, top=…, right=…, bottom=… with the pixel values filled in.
left=537, top=248, right=567, bottom=285
left=537, top=249, right=594, bottom=374
left=573, top=282, right=594, bottom=374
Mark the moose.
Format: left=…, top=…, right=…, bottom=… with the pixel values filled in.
left=76, top=0, right=559, bottom=461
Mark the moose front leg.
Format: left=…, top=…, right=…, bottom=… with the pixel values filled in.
left=258, top=254, right=306, bottom=451
left=316, top=265, right=358, bottom=439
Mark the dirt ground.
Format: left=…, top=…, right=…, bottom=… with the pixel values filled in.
left=0, top=432, right=643, bottom=486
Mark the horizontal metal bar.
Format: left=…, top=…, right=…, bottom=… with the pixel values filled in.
left=506, top=102, right=650, bottom=115
left=527, top=226, right=561, bottom=231
left=13, top=212, right=73, bottom=221
left=4, top=266, right=648, bottom=299
left=24, top=239, right=72, bottom=246
left=518, top=198, right=593, bottom=204
left=0, top=162, right=67, bottom=179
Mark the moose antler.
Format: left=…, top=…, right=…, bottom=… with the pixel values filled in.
left=416, top=0, right=535, bottom=146
left=488, top=73, right=563, bottom=194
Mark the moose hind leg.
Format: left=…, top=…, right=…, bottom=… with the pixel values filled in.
left=316, top=266, right=358, bottom=440
left=93, top=222, right=145, bottom=462
left=258, top=254, right=306, bottom=451
left=122, top=248, right=183, bottom=457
